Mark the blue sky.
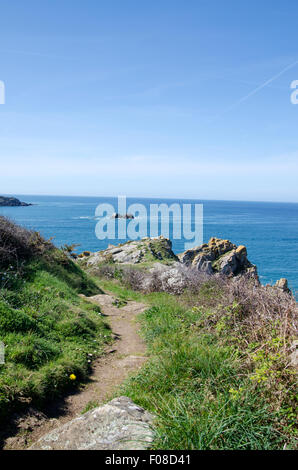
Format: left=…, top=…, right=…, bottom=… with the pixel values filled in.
left=1, top=0, right=298, bottom=201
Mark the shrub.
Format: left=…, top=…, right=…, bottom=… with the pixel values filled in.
left=0, top=216, right=54, bottom=268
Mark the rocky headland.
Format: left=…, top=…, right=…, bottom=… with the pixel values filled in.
left=0, top=196, right=32, bottom=207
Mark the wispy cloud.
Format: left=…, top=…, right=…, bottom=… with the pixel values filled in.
left=210, top=58, right=298, bottom=121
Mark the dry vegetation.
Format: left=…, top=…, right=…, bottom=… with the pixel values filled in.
left=0, top=216, right=54, bottom=268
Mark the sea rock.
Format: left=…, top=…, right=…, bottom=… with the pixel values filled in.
left=111, top=213, right=134, bottom=219
left=85, top=236, right=178, bottom=266
left=179, top=237, right=258, bottom=280
left=0, top=196, right=32, bottom=207
left=29, top=397, right=154, bottom=450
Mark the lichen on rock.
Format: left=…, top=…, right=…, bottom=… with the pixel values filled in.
left=178, top=237, right=258, bottom=280
left=84, top=236, right=178, bottom=266
left=29, top=397, right=154, bottom=450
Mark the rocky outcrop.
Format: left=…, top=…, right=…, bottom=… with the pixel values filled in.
left=274, top=278, right=291, bottom=294
left=84, top=236, right=258, bottom=281
left=0, top=196, right=32, bottom=207
left=29, top=397, right=154, bottom=450
left=85, top=236, right=178, bottom=266
left=178, top=237, right=258, bottom=280
left=82, top=236, right=272, bottom=285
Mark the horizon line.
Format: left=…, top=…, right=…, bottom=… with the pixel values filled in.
left=2, top=193, right=298, bottom=205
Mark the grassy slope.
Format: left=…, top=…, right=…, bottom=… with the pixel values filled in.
left=98, top=279, right=297, bottom=450
left=0, top=249, right=111, bottom=422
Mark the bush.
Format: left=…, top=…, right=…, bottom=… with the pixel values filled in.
left=0, top=216, right=54, bottom=268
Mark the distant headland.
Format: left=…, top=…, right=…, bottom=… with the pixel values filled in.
left=0, top=196, right=32, bottom=207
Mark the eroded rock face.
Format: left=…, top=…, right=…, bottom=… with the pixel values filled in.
left=29, top=397, right=154, bottom=450
left=179, top=237, right=258, bottom=280
left=85, top=236, right=178, bottom=266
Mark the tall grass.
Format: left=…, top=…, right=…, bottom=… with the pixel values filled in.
left=98, top=276, right=297, bottom=449
left=122, top=294, right=297, bottom=449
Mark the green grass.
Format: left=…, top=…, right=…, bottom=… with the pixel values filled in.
left=81, top=400, right=99, bottom=414
left=96, top=278, right=147, bottom=303
left=96, top=279, right=296, bottom=450
left=0, top=250, right=111, bottom=422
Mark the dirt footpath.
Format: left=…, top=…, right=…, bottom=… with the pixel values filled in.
left=2, top=293, right=148, bottom=450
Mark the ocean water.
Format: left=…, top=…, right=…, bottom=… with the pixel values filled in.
left=0, top=195, right=297, bottom=294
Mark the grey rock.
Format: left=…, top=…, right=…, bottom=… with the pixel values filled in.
left=218, top=251, right=238, bottom=276
left=29, top=397, right=154, bottom=450
left=179, top=237, right=259, bottom=281
left=150, top=262, right=185, bottom=291
left=85, top=236, right=177, bottom=267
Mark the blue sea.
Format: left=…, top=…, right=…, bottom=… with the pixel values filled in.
left=0, top=195, right=297, bottom=295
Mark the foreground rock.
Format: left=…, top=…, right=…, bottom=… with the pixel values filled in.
left=29, top=397, right=154, bottom=450
left=179, top=237, right=258, bottom=280
left=84, top=236, right=178, bottom=265
left=0, top=196, right=32, bottom=207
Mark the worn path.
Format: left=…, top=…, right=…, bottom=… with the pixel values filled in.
left=2, top=293, right=148, bottom=450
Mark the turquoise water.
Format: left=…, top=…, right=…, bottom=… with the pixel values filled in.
left=0, top=195, right=297, bottom=294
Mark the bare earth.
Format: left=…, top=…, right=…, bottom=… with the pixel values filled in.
left=1, top=293, right=148, bottom=450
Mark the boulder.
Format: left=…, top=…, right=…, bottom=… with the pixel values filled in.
left=29, top=397, right=154, bottom=450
